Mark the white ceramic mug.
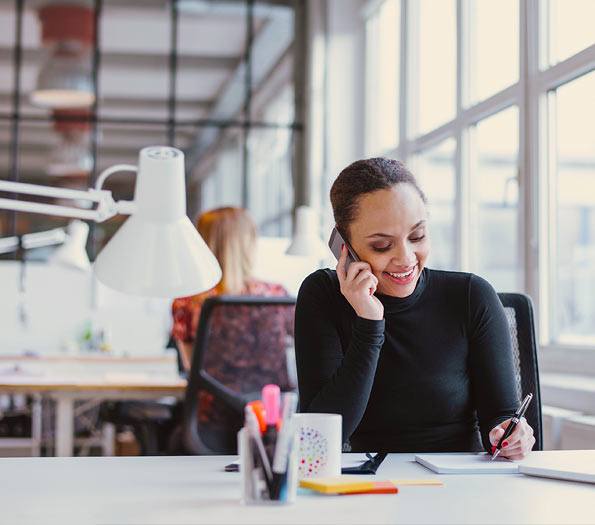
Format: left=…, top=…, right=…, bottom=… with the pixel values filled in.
left=293, top=413, right=342, bottom=479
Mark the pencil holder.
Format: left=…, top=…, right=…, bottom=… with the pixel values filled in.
left=238, top=427, right=298, bottom=505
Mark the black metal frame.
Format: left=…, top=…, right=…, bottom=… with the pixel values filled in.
left=1, top=0, right=302, bottom=257
left=182, top=295, right=296, bottom=454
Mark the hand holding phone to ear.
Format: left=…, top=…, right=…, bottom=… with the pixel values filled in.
left=336, top=243, right=384, bottom=321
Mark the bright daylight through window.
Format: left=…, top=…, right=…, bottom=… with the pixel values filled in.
left=363, top=0, right=595, bottom=349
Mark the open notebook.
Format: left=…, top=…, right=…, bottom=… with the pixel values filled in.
left=415, top=453, right=519, bottom=474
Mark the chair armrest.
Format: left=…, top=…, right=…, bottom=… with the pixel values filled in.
left=198, top=371, right=253, bottom=415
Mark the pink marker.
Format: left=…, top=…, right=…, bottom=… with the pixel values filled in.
left=261, top=384, right=281, bottom=464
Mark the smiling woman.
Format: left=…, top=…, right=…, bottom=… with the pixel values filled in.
left=295, top=158, right=536, bottom=459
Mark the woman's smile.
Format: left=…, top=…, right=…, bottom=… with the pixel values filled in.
left=382, top=264, right=418, bottom=286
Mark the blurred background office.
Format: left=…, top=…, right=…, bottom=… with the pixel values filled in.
left=0, top=0, right=593, bottom=456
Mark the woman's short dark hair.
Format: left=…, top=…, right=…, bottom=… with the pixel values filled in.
left=330, top=157, right=427, bottom=238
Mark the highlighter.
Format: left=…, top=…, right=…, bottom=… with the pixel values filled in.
left=246, top=400, right=266, bottom=434
left=261, top=384, right=280, bottom=464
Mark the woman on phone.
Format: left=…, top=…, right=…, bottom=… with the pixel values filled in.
left=295, top=158, right=535, bottom=459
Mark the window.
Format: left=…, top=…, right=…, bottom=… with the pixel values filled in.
left=416, top=138, right=456, bottom=270
left=546, top=0, right=595, bottom=66
left=473, top=107, right=520, bottom=292
left=365, top=0, right=400, bottom=154
left=415, top=0, right=456, bottom=135
left=248, top=85, right=294, bottom=236
left=553, top=72, right=595, bottom=342
left=359, top=0, right=595, bottom=356
left=200, top=132, right=243, bottom=210
left=468, top=0, right=519, bottom=104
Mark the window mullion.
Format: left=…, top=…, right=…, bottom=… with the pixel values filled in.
left=520, top=0, right=533, bottom=301
left=405, top=0, right=420, bottom=145
left=398, top=0, right=409, bottom=161
left=544, top=90, right=559, bottom=343
left=456, top=0, right=468, bottom=271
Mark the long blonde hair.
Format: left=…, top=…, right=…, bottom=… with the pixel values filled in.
left=197, top=207, right=256, bottom=294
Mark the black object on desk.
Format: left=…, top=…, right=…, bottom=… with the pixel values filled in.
left=225, top=453, right=389, bottom=474
left=341, top=453, right=387, bottom=475
left=224, top=461, right=240, bottom=472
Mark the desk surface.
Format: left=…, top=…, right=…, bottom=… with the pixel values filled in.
left=0, top=375, right=186, bottom=393
left=0, top=354, right=186, bottom=393
left=2, top=452, right=594, bottom=525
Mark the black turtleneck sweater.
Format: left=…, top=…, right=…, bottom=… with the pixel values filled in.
left=295, top=268, right=519, bottom=453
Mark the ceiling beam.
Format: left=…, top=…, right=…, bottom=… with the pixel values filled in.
left=100, top=0, right=294, bottom=11
left=0, top=48, right=238, bottom=71
left=0, top=93, right=211, bottom=111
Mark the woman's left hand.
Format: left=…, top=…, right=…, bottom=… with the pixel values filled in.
left=488, top=417, right=535, bottom=460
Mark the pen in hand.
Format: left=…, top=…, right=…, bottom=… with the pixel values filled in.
left=491, top=392, right=533, bottom=461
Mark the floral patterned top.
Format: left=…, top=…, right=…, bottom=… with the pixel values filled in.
left=171, top=280, right=288, bottom=344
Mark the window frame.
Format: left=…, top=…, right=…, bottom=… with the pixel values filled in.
left=361, top=0, right=595, bottom=371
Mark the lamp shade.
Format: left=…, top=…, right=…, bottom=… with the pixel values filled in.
left=49, top=220, right=91, bottom=271
left=30, top=42, right=94, bottom=109
left=285, top=205, right=329, bottom=258
left=93, top=147, right=222, bottom=298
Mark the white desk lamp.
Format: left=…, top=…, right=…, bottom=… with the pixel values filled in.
left=48, top=220, right=91, bottom=271
left=0, top=146, right=222, bottom=298
left=0, top=220, right=90, bottom=270
left=0, top=227, right=66, bottom=255
left=285, top=205, right=328, bottom=258
left=0, top=220, right=90, bottom=332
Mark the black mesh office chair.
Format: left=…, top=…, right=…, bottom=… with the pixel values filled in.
left=182, top=296, right=296, bottom=455
left=498, top=292, right=543, bottom=450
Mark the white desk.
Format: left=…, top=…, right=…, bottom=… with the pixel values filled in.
left=0, top=355, right=186, bottom=456
left=1, top=452, right=594, bottom=524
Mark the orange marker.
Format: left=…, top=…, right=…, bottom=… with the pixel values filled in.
left=246, top=400, right=266, bottom=433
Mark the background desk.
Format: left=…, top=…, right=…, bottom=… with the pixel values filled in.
left=0, top=355, right=186, bottom=456
left=1, top=452, right=594, bottom=524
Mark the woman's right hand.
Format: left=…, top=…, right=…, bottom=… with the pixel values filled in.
left=337, top=244, right=384, bottom=321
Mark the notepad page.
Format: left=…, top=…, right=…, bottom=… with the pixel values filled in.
left=415, top=453, right=519, bottom=474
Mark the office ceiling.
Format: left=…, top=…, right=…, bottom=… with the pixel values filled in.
left=0, top=0, right=293, bottom=189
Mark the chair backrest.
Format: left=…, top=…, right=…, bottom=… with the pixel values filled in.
left=498, top=292, right=543, bottom=451
left=182, top=295, right=296, bottom=454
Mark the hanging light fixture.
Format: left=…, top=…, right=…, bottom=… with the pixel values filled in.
left=31, top=2, right=95, bottom=109
left=48, top=109, right=93, bottom=177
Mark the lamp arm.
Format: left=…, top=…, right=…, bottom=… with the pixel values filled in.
left=94, top=164, right=137, bottom=191
left=0, top=228, right=67, bottom=255
left=0, top=197, right=107, bottom=221
left=0, top=164, right=139, bottom=223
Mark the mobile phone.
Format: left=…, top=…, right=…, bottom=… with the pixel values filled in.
left=328, top=227, right=360, bottom=270
left=224, top=460, right=240, bottom=472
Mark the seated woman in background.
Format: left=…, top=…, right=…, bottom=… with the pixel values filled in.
left=295, top=158, right=535, bottom=459
left=172, top=206, right=288, bottom=370
left=171, top=206, right=291, bottom=447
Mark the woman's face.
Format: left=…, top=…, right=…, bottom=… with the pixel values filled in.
left=348, top=183, right=430, bottom=298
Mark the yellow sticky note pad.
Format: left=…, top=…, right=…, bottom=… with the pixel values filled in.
left=300, top=475, right=443, bottom=495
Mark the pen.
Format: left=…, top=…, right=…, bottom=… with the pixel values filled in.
left=491, top=392, right=533, bottom=461
left=271, top=392, right=298, bottom=500
left=244, top=405, right=273, bottom=489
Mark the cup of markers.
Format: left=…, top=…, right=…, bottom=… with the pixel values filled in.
left=238, top=384, right=299, bottom=505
